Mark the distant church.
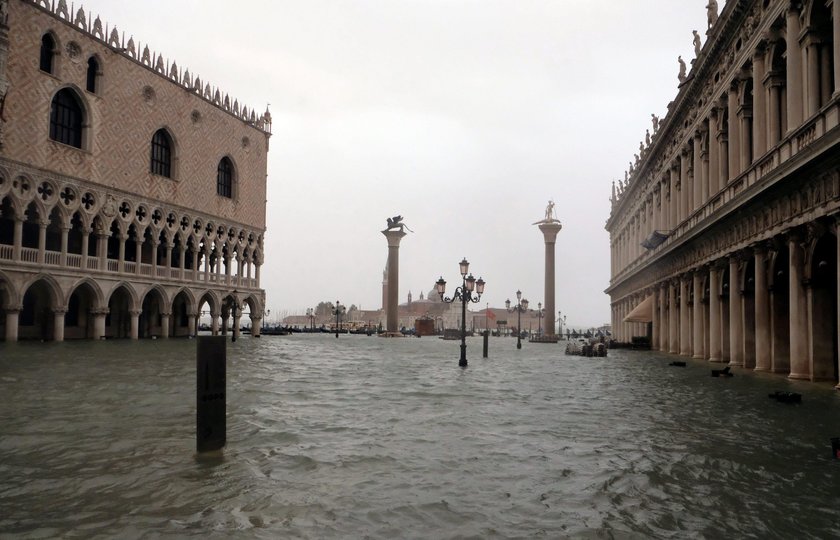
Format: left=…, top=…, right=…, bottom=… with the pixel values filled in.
left=0, top=0, right=271, bottom=341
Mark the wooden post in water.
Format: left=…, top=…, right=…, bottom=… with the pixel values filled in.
left=197, top=336, right=226, bottom=453
left=483, top=330, right=489, bottom=358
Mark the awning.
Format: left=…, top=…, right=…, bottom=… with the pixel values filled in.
left=641, top=230, right=670, bottom=250
left=623, top=295, right=653, bottom=323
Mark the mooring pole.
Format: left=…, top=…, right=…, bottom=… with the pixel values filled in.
left=483, top=330, right=489, bottom=358
left=197, top=335, right=226, bottom=453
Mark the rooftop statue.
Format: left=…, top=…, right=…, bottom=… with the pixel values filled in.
left=544, top=199, right=557, bottom=221
left=645, top=129, right=651, bottom=147
left=651, top=113, right=660, bottom=134
left=706, top=0, right=719, bottom=30
left=385, top=215, right=413, bottom=233
left=678, top=56, right=687, bottom=83
left=693, top=30, right=702, bottom=56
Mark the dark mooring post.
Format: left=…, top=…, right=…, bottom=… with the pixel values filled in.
left=483, top=330, right=489, bottom=358
left=197, top=336, right=226, bottom=453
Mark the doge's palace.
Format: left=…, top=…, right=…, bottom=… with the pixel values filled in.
left=607, top=0, right=840, bottom=385
left=0, top=0, right=271, bottom=341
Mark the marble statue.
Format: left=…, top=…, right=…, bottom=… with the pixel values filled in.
left=693, top=30, right=702, bottom=56
left=678, top=56, right=687, bottom=83
left=645, top=129, right=651, bottom=147
left=706, top=0, right=719, bottom=29
left=386, top=215, right=413, bottom=233
left=544, top=199, right=556, bottom=221
left=651, top=113, right=660, bottom=134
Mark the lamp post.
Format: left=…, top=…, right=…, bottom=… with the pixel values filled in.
left=306, top=307, right=315, bottom=331
left=558, top=311, right=567, bottom=339
left=536, top=302, right=544, bottom=336
left=436, top=258, right=485, bottom=368
left=262, top=308, right=270, bottom=332
left=505, top=290, right=529, bottom=350
left=333, top=301, right=345, bottom=338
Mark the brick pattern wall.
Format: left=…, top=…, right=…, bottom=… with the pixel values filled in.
left=2, top=0, right=269, bottom=231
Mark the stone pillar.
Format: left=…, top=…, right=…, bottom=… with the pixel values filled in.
left=804, top=33, right=821, bottom=117
left=211, top=310, right=220, bottom=336
left=135, top=241, right=142, bottom=275
left=660, top=284, right=668, bottom=351
left=785, top=4, right=803, bottom=133
left=179, top=245, right=187, bottom=280
left=255, top=261, right=262, bottom=287
left=738, top=90, right=752, bottom=173
left=118, top=233, right=127, bottom=273
left=718, top=115, right=729, bottom=186
left=728, top=83, right=740, bottom=180
left=693, top=132, right=703, bottom=210
left=754, top=247, right=771, bottom=371
left=709, top=265, right=722, bottom=362
left=192, top=250, right=200, bottom=282
left=250, top=316, right=260, bottom=338
left=37, top=220, right=47, bottom=264
left=709, top=110, right=720, bottom=196
left=729, top=257, right=744, bottom=367
left=59, top=226, right=69, bottom=266
left=161, top=312, right=171, bottom=338
left=753, top=46, right=768, bottom=159
left=203, top=249, right=210, bottom=283
left=767, top=75, right=783, bottom=147
left=834, top=0, right=840, bottom=97
left=52, top=309, right=66, bottom=342
left=669, top=282, right=679, bottom=354
left=670, top=166, right=679, bottom=227
left=651, top=289, right=660, bottom=351
left=789, top=236, right=809, bottom=379
left=693, top=270, right=704, bottom=359
left=5, top=308, right=20, bottom=342
left=81, top=230, right=89, bottom=269
left=188, top=314, right=197, bottom=337
left=92, top=309, right=107, bottom=340
left=224, top=255, right=232, bottom=285
left=164, top=242, right=173, bottom=272
left=12, top=217, right=23, bottom=261
left=538, top=221, right=563, bottom=340
left=679, top=151, right=689, bottom=221
left=97, top=232, right=108, bottom=271
left=680, top=277, right=690, bottom=356
left=129, top=310, right=140, bottom=340
left=382, top=228, right=408, bottom=334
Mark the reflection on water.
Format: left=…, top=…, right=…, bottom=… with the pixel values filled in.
left=2, top=335, right=840, bottom=538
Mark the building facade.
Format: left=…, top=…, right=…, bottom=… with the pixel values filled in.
left=0, top=0, right=271, bottom=341
left=606, top=0, right=840, bottom=385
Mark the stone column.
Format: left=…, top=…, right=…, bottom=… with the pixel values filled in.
left=834, top=0, right=840, bottom=97
left=12, top=217, right=23, bottom=261
left=789, top=235, right=809, bottom=379
left=255, top=261, right=262, bottom=288
left=203, top=249, right=210, bottom=283
left=786, top=4, right=803, bottom=133
left=81, top=229, right=89, bottom=269
left=754, top=246, right=771, bottom=371
left=97, top=232, right=107, bottom=271
left=192, top=250, right=200, bottom=282
left=5, top=308, right=20, bottom=342
left=250, top=315, right=260, bottom=338
left=53, top=309, right=66, bottom=342
left=709, top=265, right=722, bottom=362
left=717, top=113, right=729, bottom=186
left=728, top=83, right=740, bottom=180
left=680, top=277, right=690, bottom=356
left=118, top=233, right=127, bottom=273
left=135, top=241, right=142, bottom=275
left=651, top=289, right=660, bottom=351
left=188, top=314, right=197, bottom=337
left=129, top=310, right=140, bottom=340
left=670, top=166, right=679, bottom=227
left=738, top=91, right=752, bottom=173
left=660, top=284, right=668, bottom=351
left=693, top=132, right=703, bottom=210
left=91, top=309, right=107, bottom=340
left=669, top=282, right=679, bottom=354
left=709, top=110, right=720, bottom=196
left=179, top=245, right=187, bottom=280
left=804, top=33, right=821, bottom=117
left=766, top=74, right=783, bottom=147
left=382, top=228, right=408, bottom=334
left=59, top=226, right=69, bottom=266
left=729, top=257, right=744, bottom=367
left=37, top=220, right=47, bottom=264
left=161, top=312, right=171, bottom=338
left=538, top=221, right=563, bottom=340
left=211, top=310, right=220, bottom=336
left=165, top=242, right=173, bottom=275
left=679, top=151, right=689, bottom=221
left=753, top=45, right=768, bottom=159
left=693, top=270, right=704, bottom=359
left=232, top=313, right=241, bottom=341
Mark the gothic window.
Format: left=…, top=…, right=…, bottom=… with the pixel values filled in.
left=49, top=89, right=83, bottom=148
left=150, top=129, right=172, bottom=177
left=217, top=157, right=233, bottom=198
left=40, top=33, right=55, bottom=73
left=86, top=56, right=99, bottom=93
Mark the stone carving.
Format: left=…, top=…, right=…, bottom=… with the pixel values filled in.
left=544, top=199, right=556, bottom=221
left=102, top=195, right=117, bottom=218
left=57, top=0, right=68, bottom=20
left=108, top=27, right=120, bottom=48
left=651, top=114, right=659, bottom=134
left=386, top=215, right=413, bottom=232
left=74, top=7, right=86, bottom=30
left=92, top=16, right=103, bottom=39
left=678, top=56, right=687, bottom=83
left=706, top=0, right=718, bottom=30
left=645, top=130, right=651, bottom=147
left=0, top=0, right=9, bottom=27
left=693, top=30, right=701, bottom=56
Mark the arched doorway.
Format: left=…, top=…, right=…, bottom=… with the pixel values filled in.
left=197, top=292, right=217, bottom=334
left=140, top=288, right=165, bottom=338
left=107, top=285, right=133, bottom=339
left=19, top=279, right=56, bottom=340
left=65, top=281, right=98, bottom=339
left=809, top=233, right=838, bottom=382
left=170, top=290, right=192, bottom=337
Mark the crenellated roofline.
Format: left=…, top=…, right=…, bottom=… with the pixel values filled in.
left=26, top=0, right=272, bottom=136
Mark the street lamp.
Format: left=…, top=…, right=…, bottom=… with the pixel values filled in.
left=436, top=258, right=485, bottom=368
left=306, top=307, right=315, bottom=331
left=262, top=308, right=270, bottom=332
left=505, top=290, right=529, bottom=350
left=558, top=311, right=567, bottom=339
left=536, top=302, right=544, bottom=336
left=333, top=301, right=345, bottom=338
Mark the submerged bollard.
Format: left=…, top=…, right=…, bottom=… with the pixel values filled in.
left=197, top=336, right=226, bottom=453
left=483, top=330, right=489, bottom=358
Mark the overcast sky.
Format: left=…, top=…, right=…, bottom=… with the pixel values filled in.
left=78, top=0, right=717, bottom=328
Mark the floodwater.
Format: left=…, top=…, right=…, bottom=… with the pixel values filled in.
left=1, top=334, right=839, bottom=539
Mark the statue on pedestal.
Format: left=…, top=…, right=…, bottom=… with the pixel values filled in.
left=693, top=30, right=702, bottom=56
left=651, top=113, right=660, bottom=134
left=706, top=0, right=719, bottom=30
left=385, top=215, right=413, bottom=233
left=544, top=199, right=556, bottom=221
left=645, top=129, right=651, bottom=147
left=678, top=56, right=687, bottom=83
